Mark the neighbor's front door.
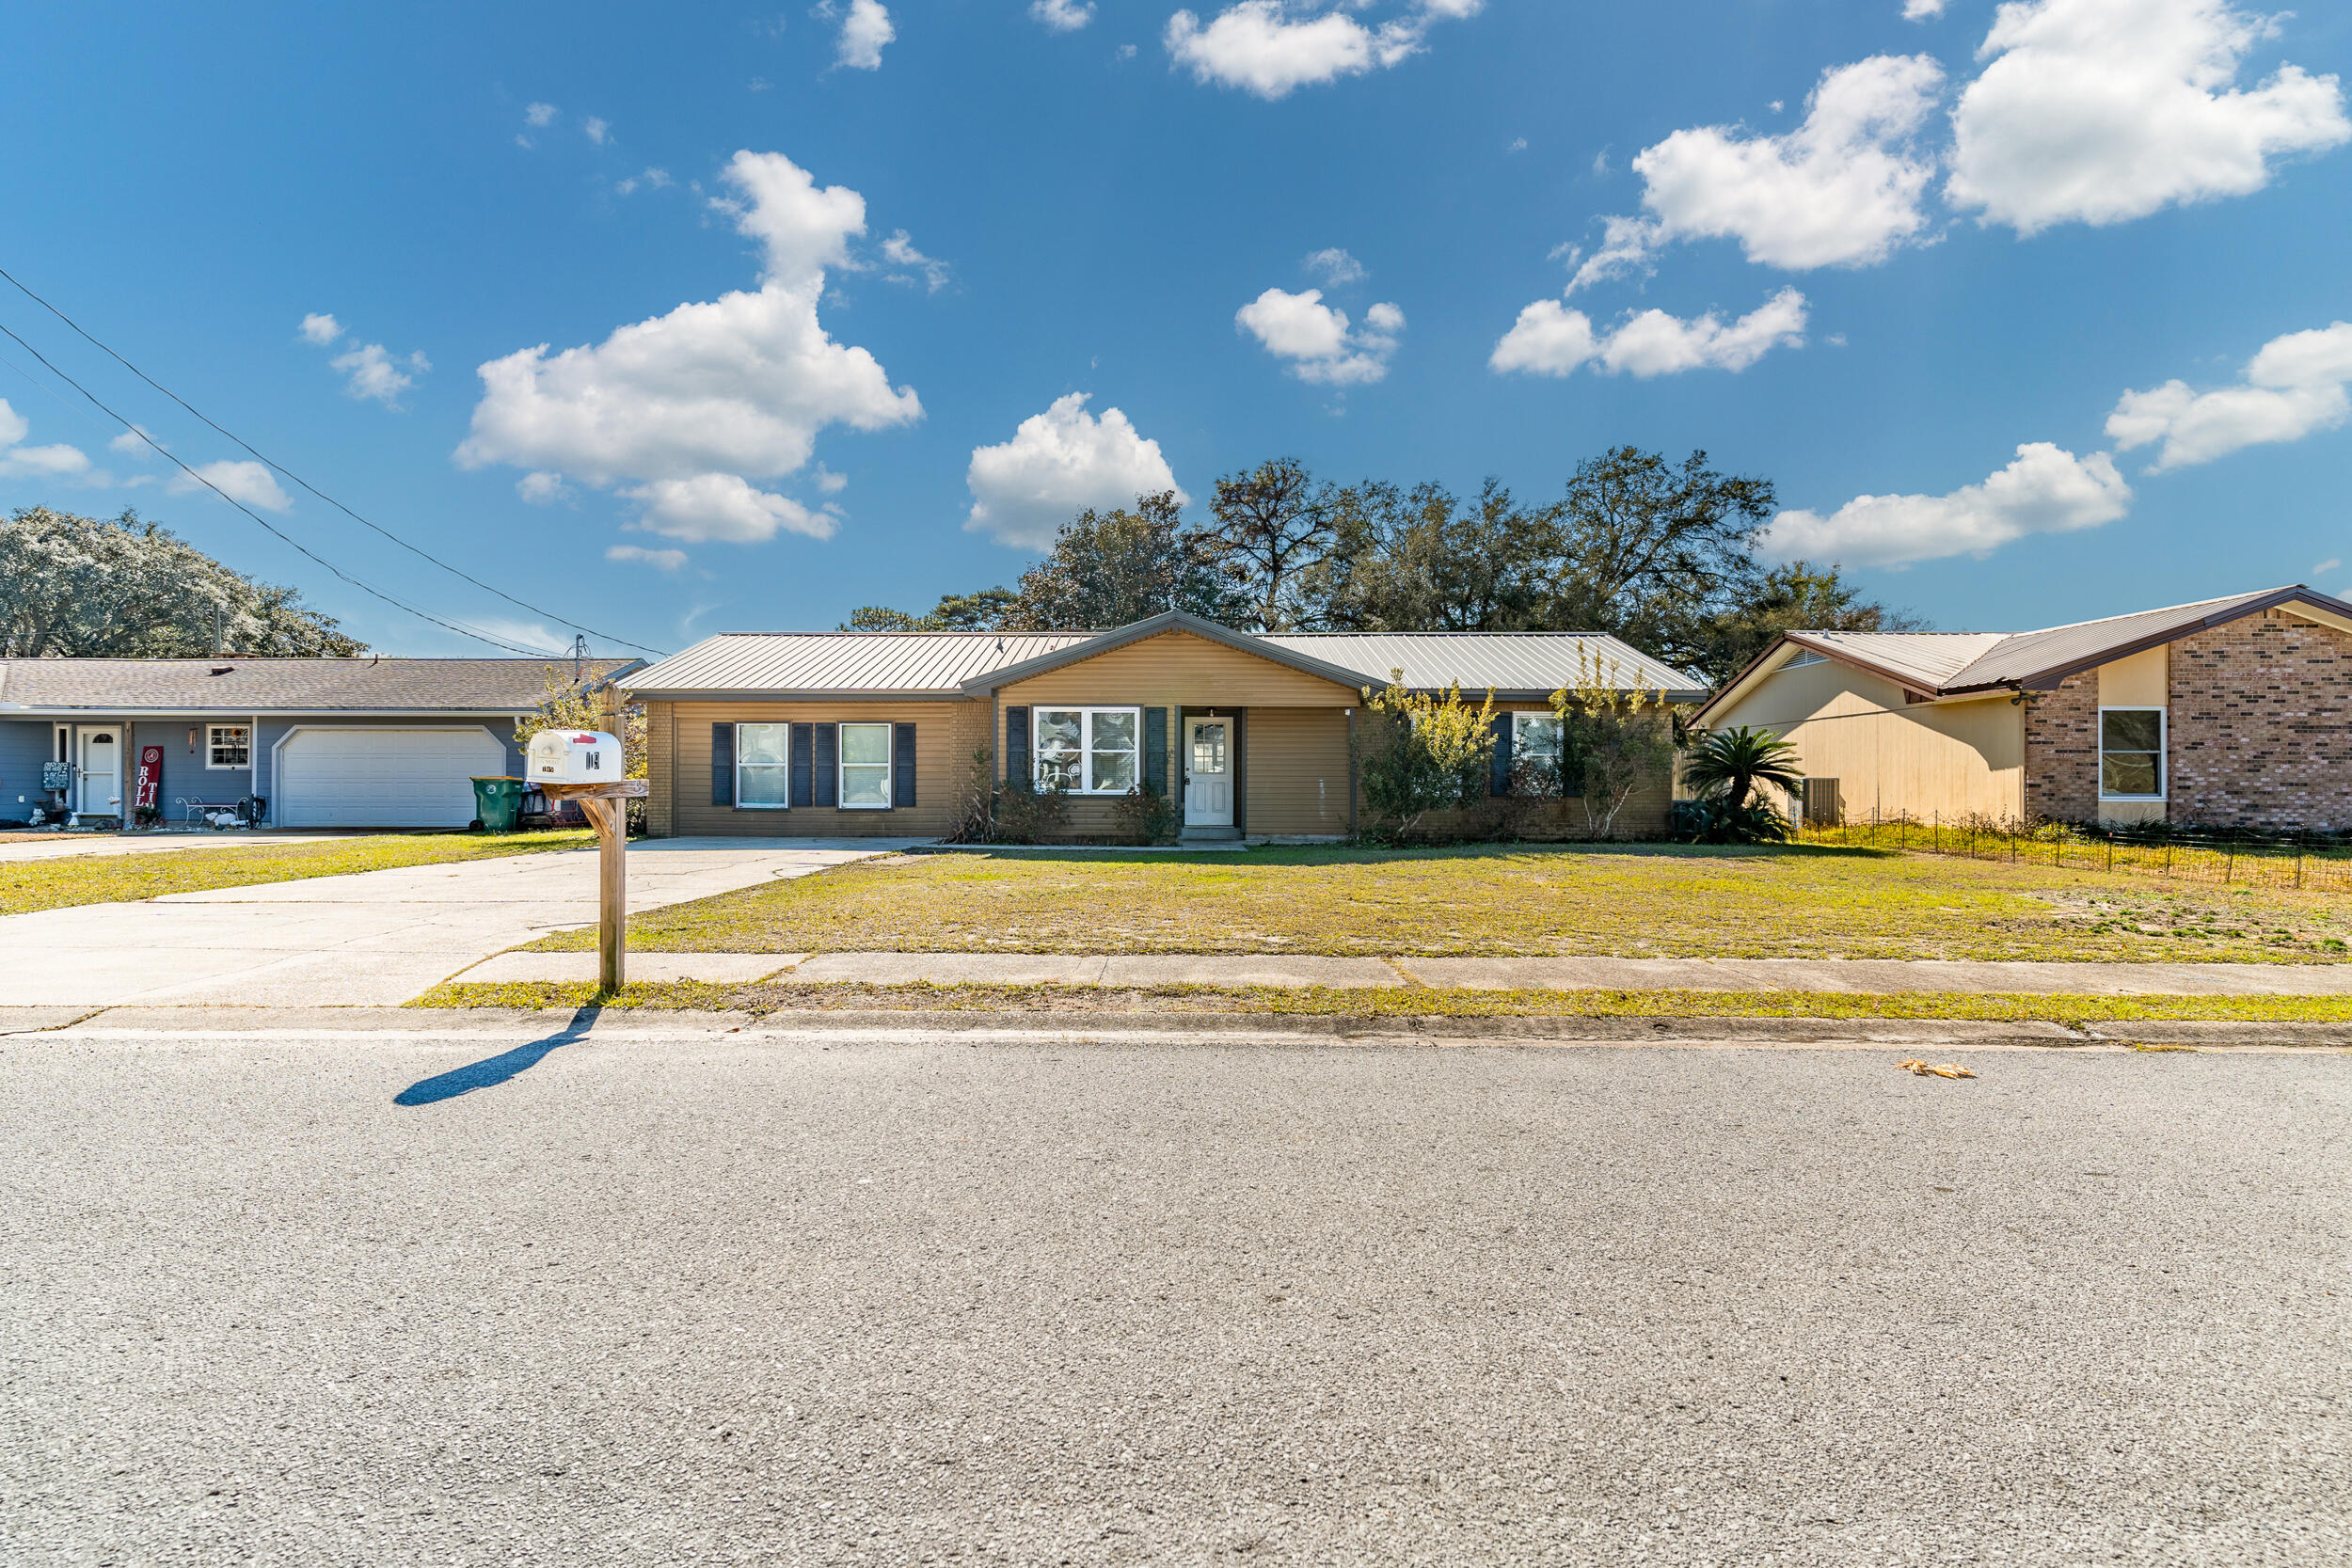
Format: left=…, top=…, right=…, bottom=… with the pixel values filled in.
left=1185, top=719, right=1232, bottom=827
left=77, top=726, right=121, bottom=816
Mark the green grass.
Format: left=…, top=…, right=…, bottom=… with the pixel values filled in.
left=526, top=842, right=2352, bottom=964
left=0, top=830, right=596, bottom=915
left=410, top=976, right=2352, bottom=1026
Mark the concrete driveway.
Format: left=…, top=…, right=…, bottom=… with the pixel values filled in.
left=0, top=838, right=920, bottom=1007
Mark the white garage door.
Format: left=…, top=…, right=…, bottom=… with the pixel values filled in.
left=277, top=728, right=509, bottom=829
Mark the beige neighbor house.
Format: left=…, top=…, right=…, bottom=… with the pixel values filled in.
left=1696, top=586, right=2352, bottom=832
left=621, top=611, right=1705, bottom=844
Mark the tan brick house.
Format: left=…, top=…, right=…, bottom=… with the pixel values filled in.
left=1695, top=586, right=2352, bottom=831
left=621, top=611, right=1703, bottom=843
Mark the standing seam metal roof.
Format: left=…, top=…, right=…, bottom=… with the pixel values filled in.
left=620, top=633, right=1092, bottom=693
left=624, top=627, right=1703, bottom=696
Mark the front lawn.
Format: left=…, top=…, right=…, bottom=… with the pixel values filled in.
left=0, top=830, right=595, bottom=916
left=528, top=843, right=2352, bottom=964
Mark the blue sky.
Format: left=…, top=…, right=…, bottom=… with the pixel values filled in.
left=1, top=0, right=2346, bottom=657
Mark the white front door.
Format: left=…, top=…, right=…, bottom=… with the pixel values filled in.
left=1185, top=719, right=1233, bottom=827
left=77, top=727, right=121, bottom=816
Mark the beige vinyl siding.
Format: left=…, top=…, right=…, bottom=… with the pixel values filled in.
left=1708, top=657, right=2025, bottom=822
left=1242, top=706, right=1351, bottom=837
left=996, top=630, right=1362, bottom=713
left=646, top=701, right=676, bottom=837
left=993, top=629, right=1362, bottom=840
left=664, top=698, right=986, bottom=837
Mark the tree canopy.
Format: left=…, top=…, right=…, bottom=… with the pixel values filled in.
left=842, top=448, right=1914, bottom=688
left=0, top=505, right=366, bottom=657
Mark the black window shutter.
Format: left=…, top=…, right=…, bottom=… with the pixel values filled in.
left=790, top=723, right=814, bottom=808
left=893, top=722, right=916, bottom=807
left=1144, top=707, right=1168, bottom=798
left=1005, top=706, right=1030, bottom=789
left=814, top=722, right=838, bottom=807
left=1489, top=713, right=1513, bottom=796
left=711, top=723, right=736, bottom=807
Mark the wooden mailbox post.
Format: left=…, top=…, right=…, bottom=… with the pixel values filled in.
left=537, top=779, right=649, bottom=992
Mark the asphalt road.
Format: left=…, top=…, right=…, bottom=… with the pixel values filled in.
left=3, top=1026, right=2345, bottom=1565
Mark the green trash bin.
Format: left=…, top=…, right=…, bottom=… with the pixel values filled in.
left=470, top=776, right=527, bottom=832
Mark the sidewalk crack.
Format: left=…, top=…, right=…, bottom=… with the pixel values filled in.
left=1385, top=957, right=1425, bottom=989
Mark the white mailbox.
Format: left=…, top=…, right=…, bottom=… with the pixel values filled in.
left=528, top=730, right=623, bottom=785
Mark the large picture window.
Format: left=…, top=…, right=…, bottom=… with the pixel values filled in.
left=839, top=721, right=893, bottom=808
left=207, top=724, right=251, bottom=769
left=2099, top=708, right=2164, bottom=800
left=1034, top=706, right=1139, bottom=794
left=736, top=722, right=790, bottom=808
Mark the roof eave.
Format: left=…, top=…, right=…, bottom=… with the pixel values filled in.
left=1982, top=585, right=2352, bottom=690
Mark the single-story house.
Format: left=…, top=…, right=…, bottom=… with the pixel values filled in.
left=620, top=610, right=1706, bottom=843
left=1696, top=585, right=2352, bottom=832
left=0, top=657, right=636, bottom=829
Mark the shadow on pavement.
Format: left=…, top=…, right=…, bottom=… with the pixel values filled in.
left=393, top=1006, right=601, bottom=1107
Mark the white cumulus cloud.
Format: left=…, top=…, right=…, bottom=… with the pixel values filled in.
left=1236, top=288, right=1405, bottom=386
left=169, top=459, right=294, bottom=513
left=454, top=149, right=920, bottom=547
left=1947, top=0, right=2350, bottom=234
left=524, top=103, right=559, bottom=128
left=0, top=401, right=96, bottom=481
left=2106, top=321, right=2352, bottom=469
left=834, top=0, right=894, bottom=70
left=1165, top=1, right=1481, bottom=100
left=1619, top=54, right=1947, bottom=273
left=1303, top=246, right=1367, bottom=284
left=607, top=544, right=689, bottom=571
left=583, top=116, right=611, bottom=145
left=298, top=313, right=342, bottom=346
left=965, top=393, right=1185, bottom=548
left=625, top=473, right=835, bottom=544
left=1030, top=0, right=1094, bottom=30
left=1759, top=443, right=2131, bottom=566
left=329, top=342, right=432, bottom=407
left=1904, top=0, right=1947, bottom=17
left=516, top=471, right=573, bottom=505
left=1491, top=288, right=1808, bottom=378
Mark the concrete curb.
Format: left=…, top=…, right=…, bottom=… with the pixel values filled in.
left=8, top=1004, right=2349, bottom=1050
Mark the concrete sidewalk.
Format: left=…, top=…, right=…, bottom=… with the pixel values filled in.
left=448, top=948, right=2352, bottom=995
left=0, top=840, right=923, bottom=1007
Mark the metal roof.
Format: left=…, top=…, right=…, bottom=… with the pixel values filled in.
left=1788, top=631, right=2009, bottom=689
left=622, top=632, right=1091, bottom=694
left=1264, top=632, right=1707, bottom=699
left=623, top=623, right=1705, bottom=699
left=1698, top=584, right=2352, bottom=721
left=0, top=657, right=628, bottom=714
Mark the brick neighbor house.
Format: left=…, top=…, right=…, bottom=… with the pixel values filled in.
left=1693, top=586, right=2352, bottom=832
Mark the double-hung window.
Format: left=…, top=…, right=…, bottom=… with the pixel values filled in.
left=736, top=722, right=790, bottom=808
left=1512, top=711, right=1565, bottom=795
left=2099, top=708, right=2164, bottom=800
left=1033, top=706, right=1138, bottom=794
left=839, top=722, right=892, bottom=808
left=207, top=724, right=251, bottom=769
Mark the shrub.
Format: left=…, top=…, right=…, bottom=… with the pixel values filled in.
left=1669, top=797, right=1792, bottom=845
left=1110, top=784, right=1178, bottom=847
left=1354, top=674, right=1496, bottom=841
left=991, top=779, right=1070, bottom=845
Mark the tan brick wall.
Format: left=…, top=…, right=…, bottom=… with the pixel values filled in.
left=2169, top=610, right=2352, bottom=831
left=2023, top=673, right=2099, bottom=825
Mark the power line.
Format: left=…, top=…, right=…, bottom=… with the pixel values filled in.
left=0, top=314, right=566, bottom=657
left=0, top=264, right=665, bottom=658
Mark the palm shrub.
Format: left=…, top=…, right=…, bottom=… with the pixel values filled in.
left=1677, top=724, right=1803, bottom=844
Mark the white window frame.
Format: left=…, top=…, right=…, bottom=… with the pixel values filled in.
left=1510, top=710, right=1568, bottom=797
left=1033, top=706, right=1141, bottom=796
left=2097, top=705, right=2166, bottom=801
left=206, top=723, right=251, bottom=770
left=837, top=721, right=894, bottom=811
left=735, top=721, right=791, bottom=811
